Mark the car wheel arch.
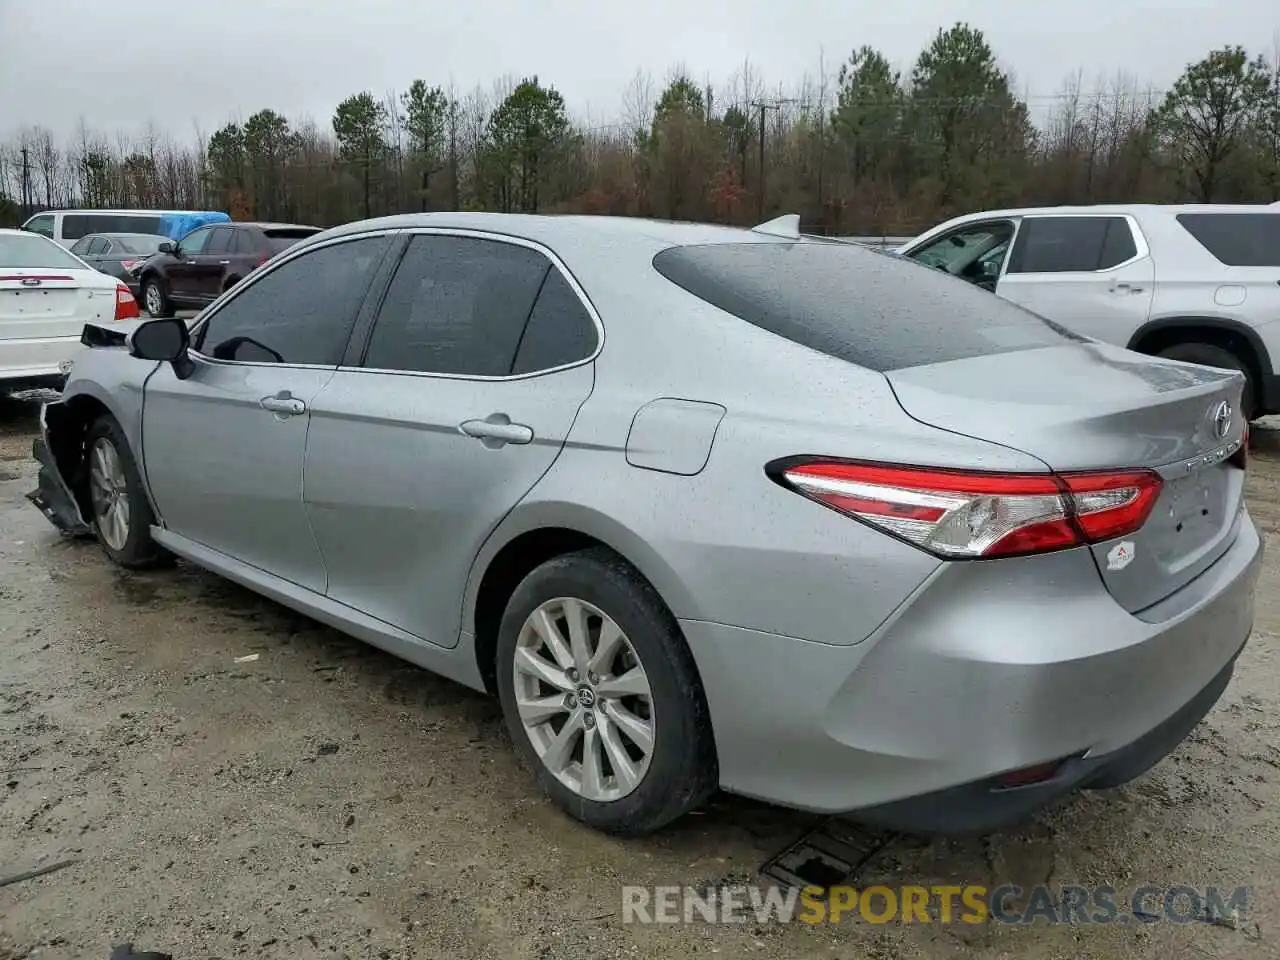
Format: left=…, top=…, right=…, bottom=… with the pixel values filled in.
left=47, top=392, right=121, bottom=521
left=465, top=510, right=700, bottom=696
left=1127, top=316, right=1269, bottom=379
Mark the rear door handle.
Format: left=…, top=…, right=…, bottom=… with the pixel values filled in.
left=460, top=413, right=533, bottom=447
left=1110, top=282, right=1144, bottom=294
left=218, top=260, right=231, bottom=265
left=260, top=393, right=306, bottom=416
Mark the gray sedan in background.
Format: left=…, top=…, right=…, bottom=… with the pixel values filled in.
left=26, top=212, right=1260, bottom=836
left=68, top=232, right=171, bottom=298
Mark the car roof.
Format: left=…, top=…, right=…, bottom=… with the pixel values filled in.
left=317, top=212, right=775, bottom=253
left=82, top=232, right=166, bottom=241
left=936, top=203, right=1275, bottom=222
left=231, top=221, right=322, bottom=231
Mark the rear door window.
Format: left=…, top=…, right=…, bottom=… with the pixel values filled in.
left=1007, top=216, right=1137, bottom=273
left=205, top=228, right=232, bottom=255
left=652, top=241, right=1078, bottom=373
left=60, top=215, right=93, bottom=241
left=511, top=269, right=599, bottom=374
left=1177, top=213, right=1280, bottom=267
left=233, top=230, right=260, bottom=255
left=362, top=234, right=551, bottom=376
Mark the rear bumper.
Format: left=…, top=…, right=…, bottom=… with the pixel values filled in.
left=850, top=643, right=1241, bottom=833
left=681, top=510, right=1262, bottom=834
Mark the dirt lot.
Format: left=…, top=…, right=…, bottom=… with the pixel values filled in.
left=1, top=396, right=1278, bottom=960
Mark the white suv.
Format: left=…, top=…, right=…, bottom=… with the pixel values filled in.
left=897, top=205, right=1280, bottom=419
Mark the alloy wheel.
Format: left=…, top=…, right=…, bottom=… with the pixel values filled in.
left=512, top=597, right=655, bottom=802
left=88, top=437, right=130, bottom=551
left=144, top=283, right=162, bottom=316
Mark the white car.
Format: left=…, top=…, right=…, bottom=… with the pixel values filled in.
left=1, top=228, right=140, bottom=393
left=896, top=204, right=1280, bottom=419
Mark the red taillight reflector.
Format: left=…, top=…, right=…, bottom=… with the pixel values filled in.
left=774, top=460, right=1163, bottom=560
left=0, top=274, right=76, bottom=282
left=995, top=759, right=1068, bottom=789
left=114, top=283, right=140, bottom=320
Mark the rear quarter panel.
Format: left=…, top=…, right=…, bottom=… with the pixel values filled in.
left=462, top=258, right=1050, bottom=648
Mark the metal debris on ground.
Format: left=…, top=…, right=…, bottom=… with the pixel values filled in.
left=759, top=818, right=900, bottom=896
left=0, top=858, right=78, bottom=889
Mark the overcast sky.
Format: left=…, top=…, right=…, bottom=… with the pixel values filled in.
left=1, top=0, right=1276, bottom=143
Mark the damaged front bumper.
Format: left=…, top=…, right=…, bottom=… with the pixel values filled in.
left=25, top=403, right=92, bottom=538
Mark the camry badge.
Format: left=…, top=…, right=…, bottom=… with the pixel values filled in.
left=1212, top=400, right=1232, bottom=441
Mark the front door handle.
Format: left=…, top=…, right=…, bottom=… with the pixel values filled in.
left=260, top=392, right=306, bottom=416
left=460, top=413, right=533, bottom=447
left=1110, top=282, right=1144, bottom=294
left=218, top=260, right=231, bottom=265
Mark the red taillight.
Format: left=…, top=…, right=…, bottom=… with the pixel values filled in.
left=256, top=253, right=270, bottom=267
left=114, top=282, right=140, bottom=320
left=119, top=259, right=142, bottom=271
left=775, top=460, right=1163, bottom=559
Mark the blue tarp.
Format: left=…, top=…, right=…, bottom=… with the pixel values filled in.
left=156, top=211, right=231, bottom=241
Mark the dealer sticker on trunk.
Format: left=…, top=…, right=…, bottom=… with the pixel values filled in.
left=1106, top=540, right=1136, bottom=571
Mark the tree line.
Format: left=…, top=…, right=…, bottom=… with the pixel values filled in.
left=2, top=24, right=1278, bottom=236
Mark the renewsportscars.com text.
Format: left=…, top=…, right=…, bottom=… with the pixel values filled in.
left=621, top=884, right=1250, bottom=925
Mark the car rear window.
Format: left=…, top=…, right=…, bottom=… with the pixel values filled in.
left=1176, top=213, right=1280, bottom=267
left=651, top=242, right=1080, bottom=372
left=265, top=228, right=321, bottom=253
left=0, top=233, right=89, bottom=270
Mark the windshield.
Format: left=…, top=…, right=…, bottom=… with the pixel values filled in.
left=0, top=233, right=88, bottom=270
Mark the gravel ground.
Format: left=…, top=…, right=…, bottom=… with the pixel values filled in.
left=1, top=395, right=1278, bottom=959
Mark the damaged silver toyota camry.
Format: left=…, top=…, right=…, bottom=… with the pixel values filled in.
left=27, top=212, right=1261, bottom=837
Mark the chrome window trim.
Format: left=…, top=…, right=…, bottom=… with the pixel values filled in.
left=1005, top=212, right=1150, bottom=275
left=185, top=228, right=405, bottom=371
left=341, top=226, right=605, bottom=383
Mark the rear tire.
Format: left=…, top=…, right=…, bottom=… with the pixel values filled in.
left=141, top=278, right=171, bottom=318
left=495, top=548, right=718, bottom=835
left=84, top=415, right=171, bottom=570
left=1156, top=342, right=1257, bottom=421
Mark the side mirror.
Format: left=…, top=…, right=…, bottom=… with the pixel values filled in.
left=158, top=241, right=175, bottom=254
left=129, top=317, right=193, bottom=377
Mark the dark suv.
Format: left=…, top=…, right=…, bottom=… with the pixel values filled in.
left=136, top=221, right=322, bottom=316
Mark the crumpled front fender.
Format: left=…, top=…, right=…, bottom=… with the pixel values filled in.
left=25, top=401, right=93, bottom=537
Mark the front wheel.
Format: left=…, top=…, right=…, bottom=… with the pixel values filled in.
left=141, top=278, right=171, bottom=317
left=496, top=548, right=718, bottom=835
left=85, top=416, right=171, bottom=569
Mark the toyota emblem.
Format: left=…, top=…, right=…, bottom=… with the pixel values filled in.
left=1212, top=400, right=1232, bottom=440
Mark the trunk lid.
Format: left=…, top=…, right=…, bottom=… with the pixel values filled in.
left=885, top=341, right=1248, bottom=613
left=0, top=270, right=113, bottom=342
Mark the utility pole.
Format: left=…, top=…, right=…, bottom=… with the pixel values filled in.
left=751, top=99, right=793, bottom=220
left=20, top=146, right=31, bottom=215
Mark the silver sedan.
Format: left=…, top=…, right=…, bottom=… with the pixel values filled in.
left=27, top=212, right=1260, bottom=835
